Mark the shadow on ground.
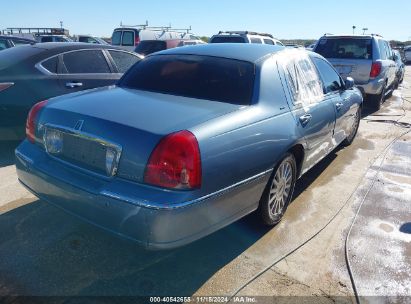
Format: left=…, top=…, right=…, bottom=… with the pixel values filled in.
left=0, top=148, right=341, bottom=297
left=0, top=141, right=20, bottom=167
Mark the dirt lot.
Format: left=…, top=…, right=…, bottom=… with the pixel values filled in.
left=0, top=68, right=410, bottom=303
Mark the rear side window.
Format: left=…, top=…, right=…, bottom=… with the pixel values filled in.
left=278, top=50, right=324, bottom=105
left=122, top=31, right=134, bottom=46
left=250, top=38, right=262, bottom=44
left=135, top=40, right=166, bottom=56
left=264, top=39, right=275, bottom=45
left=42, top=56, right=58, bottom=74
left=112, top=31, right=122, bottom=45
left=108, top=50, right=140, bottom=73
left=210, top=36, right=245, bottom=43
left=315, top=38, right=373, bottom=59
left=312, top=57, right=343, bottom=93
left=119, top=54, right=255, bottom=105
left=62, top=50, right=110, bottom=74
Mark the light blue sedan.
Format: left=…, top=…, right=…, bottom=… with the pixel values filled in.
left=15, top=44, right=363, bottom=249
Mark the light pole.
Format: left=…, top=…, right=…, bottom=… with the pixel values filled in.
left=362, top=28, right=368, bottom=35
left=60, top=21, right=63, bottom=29
left=352, top=25, right=356, bottom=35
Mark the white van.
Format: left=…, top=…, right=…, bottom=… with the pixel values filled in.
left=111, top=27, right=185, bottom=51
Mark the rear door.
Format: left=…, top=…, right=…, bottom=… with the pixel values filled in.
left=58, top=49, right=119, bottom=94
left=280, top=54, right=336, bottom=169
left=315, top=37, right=373, bottom=85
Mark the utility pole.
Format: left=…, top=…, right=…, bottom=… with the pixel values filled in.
left=352, top=25, right=356, bottom=35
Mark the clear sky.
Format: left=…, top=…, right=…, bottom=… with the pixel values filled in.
left=2, top=0, right=411, bottom=41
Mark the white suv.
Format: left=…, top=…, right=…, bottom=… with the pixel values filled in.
left=210, top=31, right=284, bottom=46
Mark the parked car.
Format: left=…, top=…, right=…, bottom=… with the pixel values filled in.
left=135, top=39, right=205, bottom=56
left=111, top=27, right=185, bottom=51
left=404, top=46, right=411, bottom=63
left=314, top=34, right=397, bottom=110
left=36, top=35, right=73, bottom=43
left=285, top=44, right=304, bottom=48
left=0, top=35, right=35, bottom=51
left=210, top=31, right=284, bottom=46
left=306, top=43, right=316, bottom=51
left=77, top=35, right=109, bottom=45
left=393, top=50, right=405, bottom=87
left=15, top=44, right=362, bottom=249
left=0, top=43, right=142, bottom=140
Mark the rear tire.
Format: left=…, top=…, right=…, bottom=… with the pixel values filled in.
left=368, top=85, right=386, bottom=111
left=342, top=106, right=361, bottom=146
left=258, top=153, right=297, bottom=226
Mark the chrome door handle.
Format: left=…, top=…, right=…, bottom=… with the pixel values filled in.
left=336, top=103, right=343, bottom=111
left=66, top=82, right=83, bottom=88
left=299, top=114, right=312, bottom=126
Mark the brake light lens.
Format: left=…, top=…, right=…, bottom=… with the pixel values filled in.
left=0, top=82, right=14, bottom=92
left=144, top=130, right=201, bottom=189
left=370, top=62, right=382, bottom=78
left=26, top=100, right=48, bottom=143
left=135, top=35, right=140, bottom=45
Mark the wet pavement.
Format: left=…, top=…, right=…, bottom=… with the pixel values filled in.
left=0, top=68, right=411, bottom=301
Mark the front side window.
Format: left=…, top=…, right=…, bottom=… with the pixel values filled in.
left=108, top=50, right=141, bottom=73
left=62, top=50, right=110, bottom=74
left=315, top=38, right=373, bottom=60
left=312, top=57, right=343, bottom=94
left=111, top=31, right=122, bottom=45
left=119, top=54, right=255, bottom=105
left=41, top=36, right=53, bottom=43
left=122, top=31, right=134, bottom=46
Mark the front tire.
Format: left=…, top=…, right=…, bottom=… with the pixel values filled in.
left=258, top=154, right=297, bottom=226
left=342, top=106, right=361, bottom=146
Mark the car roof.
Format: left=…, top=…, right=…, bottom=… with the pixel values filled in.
left=149, top=43, right=285, bottom=63
left=320, top=34, right=383, bottom=40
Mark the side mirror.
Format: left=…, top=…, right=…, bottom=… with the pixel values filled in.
left=344, top=77, right=355, bottom=90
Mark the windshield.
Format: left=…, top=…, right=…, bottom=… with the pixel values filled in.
left=315, top=38, right=373, bottom=59
left=119, top=54, right=255, bottom=105
left=210, top=36, right=246, bottom=43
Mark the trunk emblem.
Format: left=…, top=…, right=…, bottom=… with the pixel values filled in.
left=74, top=120, right=84, bottom=131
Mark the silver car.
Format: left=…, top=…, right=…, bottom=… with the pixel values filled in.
left=404, top=46, right=411, bottom=63
left=314, top=34, right=397, bottom=110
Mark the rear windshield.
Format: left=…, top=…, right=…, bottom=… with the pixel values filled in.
left=119, top=54, right=255, bottom=105
left=0, top=45, right=43, bottom=71
left=135, top=40, right=166, bottom=56
left=210, top=36, right=246, bottom=43
left=111, top=31, right=122, bottom=46
left=315, top=38, right=373, bottom=59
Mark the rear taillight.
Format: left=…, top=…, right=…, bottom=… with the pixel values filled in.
left=26, top=100, right=48, bottom=143
left=144, top=130, right=201, bottom=190
left=370, top=62, right=382, bottom=78
left=0, top=82, right=14, bottom=92
left=135, top=35, right=140, bottom=45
